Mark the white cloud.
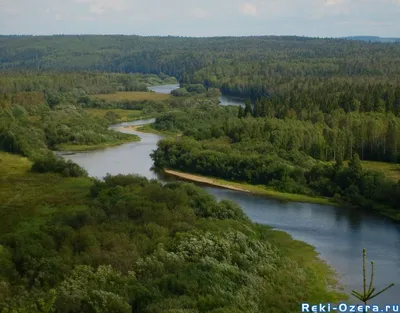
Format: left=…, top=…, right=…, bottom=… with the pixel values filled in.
left=77, top=15, right=97, bottom=21
left=75, top=0, right=127, bottom=15
left=0, top=0, right=399, bottom=37
left=325, top=0, right=345, bottom=5
left=192, top=8, right=208, bottom=19
left=240, top=3, right=257, bottom=16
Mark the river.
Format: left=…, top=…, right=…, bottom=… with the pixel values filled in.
left=148, top=84, right=245, bottom=106
left=62, top=85, right=400, bottom=306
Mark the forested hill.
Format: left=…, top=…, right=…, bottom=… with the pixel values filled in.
left=2, top=35, right=400, bottom=99
left=343, top=36, right=400, bottom=43
left=1, top=35, right=399, bottom=75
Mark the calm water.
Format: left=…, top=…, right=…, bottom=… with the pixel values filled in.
left=62, top=86, right=400, bottom=306
left=148, top=84, right=244, bottom=107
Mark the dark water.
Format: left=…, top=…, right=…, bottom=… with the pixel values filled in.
left=62, top=90, right=400, bottom=306
left=148, top=84, right=244, bottom=107
left=148, top=84, right=180, bottom=94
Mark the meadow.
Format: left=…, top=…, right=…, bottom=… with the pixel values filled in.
left=91, top=91, right=172, bottom=102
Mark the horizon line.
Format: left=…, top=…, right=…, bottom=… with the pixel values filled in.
left=1, top=34, right=399, bottom=39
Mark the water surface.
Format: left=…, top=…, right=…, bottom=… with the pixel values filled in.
left=148, top=84, right=244, bottom=107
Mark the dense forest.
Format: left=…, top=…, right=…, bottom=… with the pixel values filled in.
left=1, top=35, right=400, bottom=99
left=150, top=102, right=400, bottom=220
left=0, top=72, right=177, bottom=157
left=1, top=157, right=345, bottom=312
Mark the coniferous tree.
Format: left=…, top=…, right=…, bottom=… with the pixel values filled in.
left=238, top=106, right=244, bottom=118
left=244, top=99, right=253, bottom=117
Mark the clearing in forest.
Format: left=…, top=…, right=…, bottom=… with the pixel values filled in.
left=91, top=91, right=172, bottom=102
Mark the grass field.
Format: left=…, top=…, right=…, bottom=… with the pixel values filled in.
left=0, top=152, right=92, bottom=235
left=360, top=160, right=400, bottom=181
left=326, top=160, right=400, bottom=181
left=91, top=91, right=172, bottom=102
left=84, top=108, right=144, bottom=122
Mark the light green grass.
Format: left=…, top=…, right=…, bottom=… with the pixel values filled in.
left=0, top=152, right=93, bottom=235
left=84, top=108, right=145, bottom=122
left=359, top=160, right=400, bottom=181
left=265, top=227, right=348, bottom=302
left=91, top=91, right=172, bottom=102
left=326, top=160, right=400, bottom=182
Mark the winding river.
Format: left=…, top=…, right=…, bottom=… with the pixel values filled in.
left=62, top=85, right=400, bottom=306
left=148, top=84, right=245, bottom=106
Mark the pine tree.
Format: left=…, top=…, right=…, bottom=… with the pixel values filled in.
left=349, top=153, right=362, bottom=177
left=238, top=106, right=244, bottom=118
left=253, top=99, right=261, bottom=117
left=244, top=99, right=252, bottom=117
left=352, top=249, right=394, bottom=307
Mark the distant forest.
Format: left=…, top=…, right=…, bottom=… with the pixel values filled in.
left=1, top=35, right=400, bottom=99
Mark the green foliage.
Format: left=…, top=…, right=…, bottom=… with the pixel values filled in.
left=1, top=35, right=400, bottom=310
left=0, top=72, right=176, bottom=95
left=0, top=160, right=346, bottom=312
left=1, top=35, right=400, bottom=101
left=55, top=265, right=134, bottom=313
left=171, top=88, right=189, bottom=97
left=31, top=153, right=88, bottom=177
left=151, top=106, right=400, bottom=218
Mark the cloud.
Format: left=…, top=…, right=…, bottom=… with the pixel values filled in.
left=325, top=0, right=345, bottom=5
left=75, top=0, right=127, bottom=15
left=0, top=0, right=400, bottom=37
left=192, top=8, right=208, bottom=19
left=240, top=3, right=257, bottom=16
left=77, top=15, right=97, bottom=21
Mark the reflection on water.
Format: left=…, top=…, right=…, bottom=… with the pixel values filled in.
left=148, top=84, right=244, bottom=107
left=219, top=95, right=245, bottom=107
left=148, top=84, right=180, bottom=94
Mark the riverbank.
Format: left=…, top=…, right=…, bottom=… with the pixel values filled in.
left=56, top=135, right=140, bottom=152
left=123, top=124, right=180, bottom=136
left=163, top=169, right=335, bottom=206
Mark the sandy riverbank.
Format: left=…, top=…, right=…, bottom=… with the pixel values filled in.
left=163, top=169, right=334, bottom=205
left=122, top=125, right=140, bottom=131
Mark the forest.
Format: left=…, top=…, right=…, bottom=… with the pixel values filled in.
left=1, top=35, right=400, bottom=99
left=1, top=35, right=400, bottom=310
left=150, top=101, right=400, bottom=220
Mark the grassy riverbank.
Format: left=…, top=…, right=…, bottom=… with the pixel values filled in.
left=123, top=124, right=180, bottom=136
left=91, top=91, right=172, bottom=102
left=164, top=169, right=335, bottom=206
left=56, top=135, right=140, bottom=152
left=163, top=169, right=400, bottom=221
left=83, top=108, right=144, bottom=122
left=325, top=160, right=400, bottom=182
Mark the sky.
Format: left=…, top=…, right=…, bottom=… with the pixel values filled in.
left=1, top=0, right=400, bottom=37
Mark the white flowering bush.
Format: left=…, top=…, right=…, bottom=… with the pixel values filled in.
left=55, top=265, right=136, bottom=313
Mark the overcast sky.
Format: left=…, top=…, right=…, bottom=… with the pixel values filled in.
left=1, top=0, right=400, bottom=37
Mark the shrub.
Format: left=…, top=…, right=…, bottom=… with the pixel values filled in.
left=31, top=153, right=88, bottom=177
